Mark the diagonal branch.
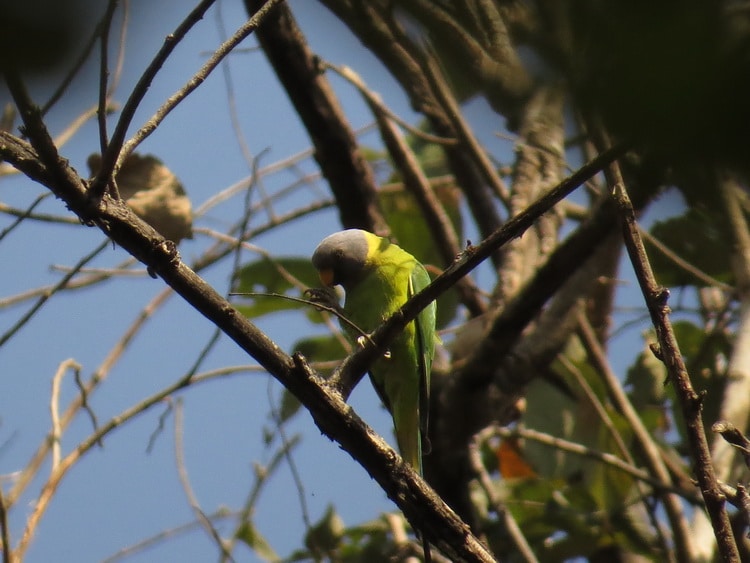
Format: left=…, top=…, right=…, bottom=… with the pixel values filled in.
left=2, top=67, right=493, bottom=563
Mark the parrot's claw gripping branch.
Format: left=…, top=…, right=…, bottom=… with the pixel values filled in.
left=304, top=287, right=375, bottom=347
left=304, top=287, right=341, bottom=312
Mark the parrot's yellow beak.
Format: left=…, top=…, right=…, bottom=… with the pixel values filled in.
left=318, top=268, right=335, bottom=287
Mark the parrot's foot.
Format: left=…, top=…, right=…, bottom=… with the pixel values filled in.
left=356, top=335, right=391, bottom=359
left=305, top=287, right=343, bottom=313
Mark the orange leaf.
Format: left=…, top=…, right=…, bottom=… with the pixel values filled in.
left=497, top=437, right=536, bottom=479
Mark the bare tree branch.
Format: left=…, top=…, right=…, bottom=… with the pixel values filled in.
left=612, top=178, right=739, bottom=562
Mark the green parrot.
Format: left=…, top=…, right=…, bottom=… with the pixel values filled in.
left=311, top=229, right=436, bottom=474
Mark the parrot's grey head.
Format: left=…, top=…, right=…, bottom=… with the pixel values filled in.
left=312, top=229, right=372, bottom=291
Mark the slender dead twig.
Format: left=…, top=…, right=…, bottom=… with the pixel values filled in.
left=492, top=426, right=701, bottom=502
left=267, top=380, right=313, bottom=533
left=577, top=312, right=693, bottom=562
left=40, top=4, right=108, bottom=114
left=0, top=193, right=50, bottom=242
left=222, top=435, right=299, bottom=561
left=323, top=62, right=457, bottom=146
left=97, top=0, right=119, bottom=154
left=49, top=360, right=83, bottom=471
left=173, top=400, right=233, bottom=561
left=0, top=200, right=78, bottom=226
left=6, top=286, right=174, bottom=507
left=92, top=0, right=217, bottom=190
left=0, top=239, right=109, bottom=348
left=102, top=508, right=236, bottom=563
left=469, top=428, right=537, bottom=563
left=0, top=486, right=10, bottom=563
left=713, top=421, right=750, bottom=469
left=612, top=181, right=739, bottom=562
left=115, top=0, right=285, bottom=172
left=640, top=227, right=734, bottom=291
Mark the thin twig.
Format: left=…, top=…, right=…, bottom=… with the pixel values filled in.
left=102, top=508, right=236, bottom=563
left=267, top=380, right=313, bottom=531
left=612, top=180, right=739, bottom=562
left=108, top=0, right=129, bottom=98
left=0, top=486, right=10, bottom=563
left=577, top=311, right=689, bottom=563
left=73, top=364, right=100, bottom=440
left=223, top=435, right=300, bottom=560
left=173, top=400, right=233, bottom=561
left=49, top=360, right=82, bottom=471
left=115, top=0, right=285, bottom=172
left=0, top=240, right=109, bottom=348
left=94, top=0, right=218, bottom=188
left=40, top=5, right=108, bottom=114
left=420, top=47, right=510, bottom=205
left=557, top=353, right=633, bottom=461
left=323, top=62, right=457, bottom=146
left=469, top=428, right=537, bottom=563
left=0, top=256, right=140, bottom=310
left=231, top=290, right=369, bottom=344
left=713, top=421, right=750, bottom=469
left=0, top=193, right=49, bottom=242
left=215, top=0, right=258, bottom=168
left=97, top=0, right=119, bottom=153
left=492, top=426, right=701, bottom=502
left=146, top=400, right=173, bottom=454
left=0, top=200, right=79, bottom=225
left=640, top=227, right=734, bottom=291
left=192, top=122, right=376, bottom=216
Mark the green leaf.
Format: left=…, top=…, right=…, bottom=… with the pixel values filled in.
left=667, top=320, right=731, bottom=451
left=232, top=257, right=324, bottom=320
left=235, top=520, right=280, bottom=562
left=278, top=389, right=301, bottom=424
left=524, top=337, right=638, bottom=513
left=523, top=337, right=604, bottom=479
left=647, top=207, right=733, bottom=287
left=626, top=335, right=668, bottom=409
left=305, top=505, right=345, bottom=555
left=587, top=408, right=637, bottom=512
left=625, top=322, right=732, bottom=453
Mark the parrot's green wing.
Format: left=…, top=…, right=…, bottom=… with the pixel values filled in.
left=409, top=263, right=435, bottom=458
left=409, top=262, right=436, bottom=563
